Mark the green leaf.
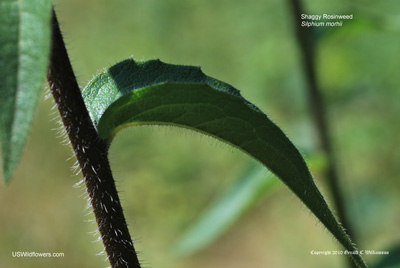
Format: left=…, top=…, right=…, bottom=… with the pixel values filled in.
left=0, top=0, right=52, bottom=183
left=83, top=58, right=367, bottom=267
left=173, top=162, right=278, bottom=256
left=173, top=153, right=325, bottom=256
left=374, top=244, right=400, bottom=268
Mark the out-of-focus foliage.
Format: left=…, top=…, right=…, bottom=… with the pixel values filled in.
left=173, top=163, right=278, bottom=256
left=174, top=153, right=327, bottom=257
left=0, top=0, right=399, bottom=267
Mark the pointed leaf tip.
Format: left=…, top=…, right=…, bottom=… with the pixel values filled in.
left=83, top=58, right=367, bottom=267
left=0, top=0, right=52, bottom=182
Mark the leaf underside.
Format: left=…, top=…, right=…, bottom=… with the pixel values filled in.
left=0, top=0, right=52, bottom=183
left=83, top=58, right=366, bottom=267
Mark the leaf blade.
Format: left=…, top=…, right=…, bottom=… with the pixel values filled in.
left=374, top=244, right=400, bottom=268
left=83, top=58, right=366, bottom=267
left=0, top=0, right=52, bottom=182
left=173, top=162, right=278, bottom=256
left=174, top=153, right=325, bottom=256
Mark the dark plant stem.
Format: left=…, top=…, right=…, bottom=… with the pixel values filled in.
left=47, top=9, right=141, bottom=268
left=287, top=0, right=356, bottom=264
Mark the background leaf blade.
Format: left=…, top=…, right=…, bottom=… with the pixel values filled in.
left=0, top=0, right=52, bottom=182
left=173, top=153, right=325, bottom=256
left=173, top=162, right=278, bottom=256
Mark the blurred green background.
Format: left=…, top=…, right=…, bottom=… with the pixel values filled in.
left=1, top=0, right=399, bottom=267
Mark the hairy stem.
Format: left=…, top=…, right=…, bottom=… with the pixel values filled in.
left=47, top=9, right=141, bottom=268
left=287, top=0, right=356, bottom=266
